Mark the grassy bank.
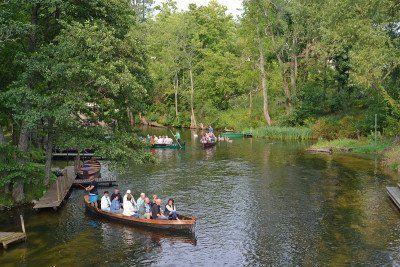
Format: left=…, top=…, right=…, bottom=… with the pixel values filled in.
left=310, top=138, right=400, bottom=173
left=245, top=126, right=313, bottom=140
left=383, top=145, right=400, bottom=172
left=309, top=138, right=391, bottom=154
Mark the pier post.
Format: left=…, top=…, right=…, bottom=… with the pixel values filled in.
left=20, top=215, right=26, bottom=234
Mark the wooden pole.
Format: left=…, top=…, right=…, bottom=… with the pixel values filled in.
left=57, top=179, right=60, bottom=201
left=20, top=215, right=26, bottom=234
left=374, top=114, right=377, bottom=147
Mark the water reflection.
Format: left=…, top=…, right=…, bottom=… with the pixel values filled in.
left=1, top=133, right=400, bottom=265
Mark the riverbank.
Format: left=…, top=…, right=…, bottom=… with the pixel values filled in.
left=309, top=138, right=400, bottom=172
left=0, top=183, right=47, bottom=210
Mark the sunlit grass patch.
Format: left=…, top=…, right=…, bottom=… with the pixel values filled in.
left=245, top=126, right=313, bottom=140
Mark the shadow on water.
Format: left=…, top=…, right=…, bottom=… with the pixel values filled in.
left=1, top=128, right=400, bottom=265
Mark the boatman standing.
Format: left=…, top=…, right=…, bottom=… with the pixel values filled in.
left=175, top=131, right=181, bottom=144
left=86, top=176, right=98, bottom=208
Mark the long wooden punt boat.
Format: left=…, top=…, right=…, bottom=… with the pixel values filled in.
left=77, top=159, right=101, bottom=179
left=221, top=132, right=244, bottom=139
left=202, top=142, right=216, bottom=149
left=149, top=143, right=186, bottom=149
left=84, top=196, right=196, bottom=232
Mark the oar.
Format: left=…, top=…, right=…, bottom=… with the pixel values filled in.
left=169, top=128, right=183, bottom=149
left=77, top=184, right=87, bottom=190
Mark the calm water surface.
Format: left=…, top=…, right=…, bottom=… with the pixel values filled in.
left=1, top=128, right=400, bottom=266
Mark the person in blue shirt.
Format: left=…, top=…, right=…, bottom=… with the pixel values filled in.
left=208, top=125, right=214, bottom=133
left=175, top=132, right=181, bottom=144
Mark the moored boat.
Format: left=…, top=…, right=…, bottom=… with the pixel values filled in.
left=77, top=159, right=101, bottom=179
left=202, top=142, right=216, bottom=149
left=149, top=143, right=185, bottom=149
left=221, top=132, right=244, bottom=139
left=83, top=196, right=196, bottom=232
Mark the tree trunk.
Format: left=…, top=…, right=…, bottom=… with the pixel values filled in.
left=12, top=122, right=29, bottom=203
left=259, top=44, right=272, bottom=126
left=0, top=125, right=5, bottom=145
left=12, top=3, right=40, bottom=203
left=282, top=73, right=292, bottom=114
left=277, top=53, right=292, bottom=113
left=189, top=65, right=197, bottom=128
left=249, top=90, right=252, bottom=113
left=290, top=35, right=298, bottom=93
left=44, top=119, right=54, bottom=186
left=174, top=75, right=179, bottom=120
left=127, top=108, right=135, bottom=127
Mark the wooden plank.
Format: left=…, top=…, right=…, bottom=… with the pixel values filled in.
left=33, top=166, right=76, bottom=210
left=387, top=186, right=400, bottom=209
left=73, top=176, right=116, bottom=186
left=0, top=232, right=26, bottom=249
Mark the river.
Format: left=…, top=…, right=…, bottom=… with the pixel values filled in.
left=1, top=128, right=400, bottom=266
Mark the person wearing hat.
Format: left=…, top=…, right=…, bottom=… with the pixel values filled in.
left=123, top=190, right=137, bottom=210
left=85, top=176, right=98, bottom=208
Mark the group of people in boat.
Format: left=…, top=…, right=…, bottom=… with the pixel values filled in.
left=147, top=132, right=181, bottom=145
left=85, top=177, right=179, bottom=220
left=200, top=126, right=216, bottom=144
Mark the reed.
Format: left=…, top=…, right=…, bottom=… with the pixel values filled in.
left=245, top=126, right=313, bottom=140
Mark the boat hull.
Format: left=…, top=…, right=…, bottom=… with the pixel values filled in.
left=84, top=196, right=196, bottom=232
left=77, top=159, right=101, bottom=179
left=202, top=142, right=216, bottom=149
left=221, top=132, right=244, bottom=139
left=149, top=143, right=185, bottom=149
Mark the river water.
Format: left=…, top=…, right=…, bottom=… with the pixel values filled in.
left=1, top=128, right=400, bottom=266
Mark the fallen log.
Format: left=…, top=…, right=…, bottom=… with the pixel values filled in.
left=306, top=147, right=333, bottom=154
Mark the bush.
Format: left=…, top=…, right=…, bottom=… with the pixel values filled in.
left=247, top=126, right=313, bottom=140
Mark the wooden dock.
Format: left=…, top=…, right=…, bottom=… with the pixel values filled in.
left=73, top=175, right=117, bottom=187
left=52, top=152, right=95, bottom=159
left=33, top=166, right=76, bottom=210
left=0, top=215, right=26, bottom=249
left=387, top=186, right=400, bottom=209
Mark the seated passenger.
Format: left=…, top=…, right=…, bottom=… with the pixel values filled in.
left=165, top=198, right=179, bottom=220
left=100, top=191, right=111, bottom=212
left=111, top=188, right=123, bottom=205
left=150, top=194, right=158, bottom=207
left=122, top=194, right=137, bottom=217
left=136, top=193, right=145, bottom=210
left=110, top=195, right=122, bottom=213
left=151, top=199, right=168, bottom=220
left=138, top=197, right=152, bottom=219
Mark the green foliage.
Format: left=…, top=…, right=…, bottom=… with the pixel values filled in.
left=247, top=126, right=312, bottom=140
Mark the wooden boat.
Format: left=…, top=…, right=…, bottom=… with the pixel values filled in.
left=77, top=159, right=101, bottom=179
left=149, top=143, right=186, bottom=149
left=202, top=142, right=216, bottom=149
left=221, top=132, right=244, bottom=139
left=84, top=196, right=196, bottom=232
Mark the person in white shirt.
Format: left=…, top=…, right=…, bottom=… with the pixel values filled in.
left=122, top=194, right=137, bottom=216
left=165, top=136, right=173, bottom=145
left=100, top=191, right=111, bottom=212
left=123, top=189, right=137, bottom=209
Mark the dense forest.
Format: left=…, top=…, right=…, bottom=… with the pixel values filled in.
left=0, top=0, right=399, bottom=205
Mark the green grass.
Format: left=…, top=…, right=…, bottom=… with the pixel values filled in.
left=383, top=144, right=400, bottom=172
left=245, top=126, right=313, bottom=140
left=311, top=138, right=391, bottom=154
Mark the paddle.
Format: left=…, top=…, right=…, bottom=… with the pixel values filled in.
left=77, top=184, right=87, bottom=190
left=169, top=128, right=183, bottom=149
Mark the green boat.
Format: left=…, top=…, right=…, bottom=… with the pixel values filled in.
left=221, top=132, right=244, bottom=139
left=148, top=143, right=185, bottom=149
